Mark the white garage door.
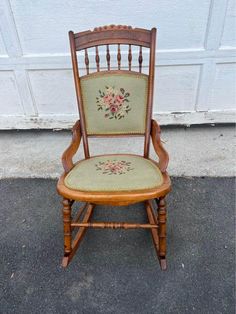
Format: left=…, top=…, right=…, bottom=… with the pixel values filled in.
left=0, top=0, right=235, bottom=129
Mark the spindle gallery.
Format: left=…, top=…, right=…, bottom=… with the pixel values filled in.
left=57, top=25, right=171, bottom=270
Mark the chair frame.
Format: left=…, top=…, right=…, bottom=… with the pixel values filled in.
left=57, top=25, right=171, bottom=270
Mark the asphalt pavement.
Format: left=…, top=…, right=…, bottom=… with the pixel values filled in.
left=0, top=177, right=235, bottom=314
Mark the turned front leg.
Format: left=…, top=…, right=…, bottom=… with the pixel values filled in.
left=158, top=197, right=167, bottom=258
left=62, top=198, right=72, bottom=255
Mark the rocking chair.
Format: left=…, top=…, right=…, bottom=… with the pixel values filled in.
left=57, top=25, right=171, bottom=270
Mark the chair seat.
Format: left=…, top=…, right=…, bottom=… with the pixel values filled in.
left=64, top=154, right=163, bottom=192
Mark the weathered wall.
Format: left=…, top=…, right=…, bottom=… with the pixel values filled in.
left=0, top=0, right=235, bottom=129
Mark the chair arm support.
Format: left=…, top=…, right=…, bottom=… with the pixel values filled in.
left=151, top=119, right=169, bottom=173
left=62, top=120, right=82, bottom=173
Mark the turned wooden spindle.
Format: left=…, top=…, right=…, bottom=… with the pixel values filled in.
left=158, top=197, right=167, bottom=257
left=138, top=46, right=143, bottom=73
left=106, top=44, right=110, bottom=71
left=156, top=198, right=159, bottom=227
left=95, top=46, right=100, bottom=72
left=117, top=44, right=121, bottom=70
left=62, top=198, right=72, bottom=254
left=128, top=44, right=132, bottom=71
left=84, top=49, right=89, bottom=74
left=70, top=222, right=157, bottom=229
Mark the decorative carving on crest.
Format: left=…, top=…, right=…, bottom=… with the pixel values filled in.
left=93, top=25, right=132, bottom=32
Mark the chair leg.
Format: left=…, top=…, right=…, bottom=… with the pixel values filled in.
left=158, top=197, right=167, bottom=270
left=62, top=198, right=72, bottom=266
left=145, top=201, right=159, bottom=253
left=61, top=202, right=95, bottom=267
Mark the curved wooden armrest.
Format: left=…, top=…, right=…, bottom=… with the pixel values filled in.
left=62, top=120, right=82, bottom=173
left=151, top=119, right=169, bottom=173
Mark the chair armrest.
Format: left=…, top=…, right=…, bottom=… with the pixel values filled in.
left=151, top=119, right=169, bottom=173
left=62, top=120, right=82, bottom=173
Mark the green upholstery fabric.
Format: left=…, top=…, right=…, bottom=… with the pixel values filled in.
left=80, top=72, right=148, bottom=135
left=64, top=155, right=163, bottom=192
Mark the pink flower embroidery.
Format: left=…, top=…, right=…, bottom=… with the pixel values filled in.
left=95, top=160, right=133, bottom=175
left=110, top=105, right=119, bottom=113
left=96, top=86, right=131, bottom=119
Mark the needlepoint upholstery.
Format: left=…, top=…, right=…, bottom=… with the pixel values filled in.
left=64, top=155, right=163, bottom=192
left=80, top=72, right=148, bottom=135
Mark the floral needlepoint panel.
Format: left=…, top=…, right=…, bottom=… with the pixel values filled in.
left=95, top=160, right=133, bottom=175
left=96, top=87, right=131, bottom=120
left=64, top=155, right=164, bottom=192
left=80, top=72, right=148, bottom=135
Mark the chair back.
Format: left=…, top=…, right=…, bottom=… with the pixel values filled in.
left=69, top=25, right=156, bottom=158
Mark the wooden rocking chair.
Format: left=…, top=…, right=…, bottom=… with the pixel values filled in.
left=57, top=25, right=171, bottom=270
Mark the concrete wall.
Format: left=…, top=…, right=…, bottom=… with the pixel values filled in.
left=0, top=0, right=235, bottom=129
